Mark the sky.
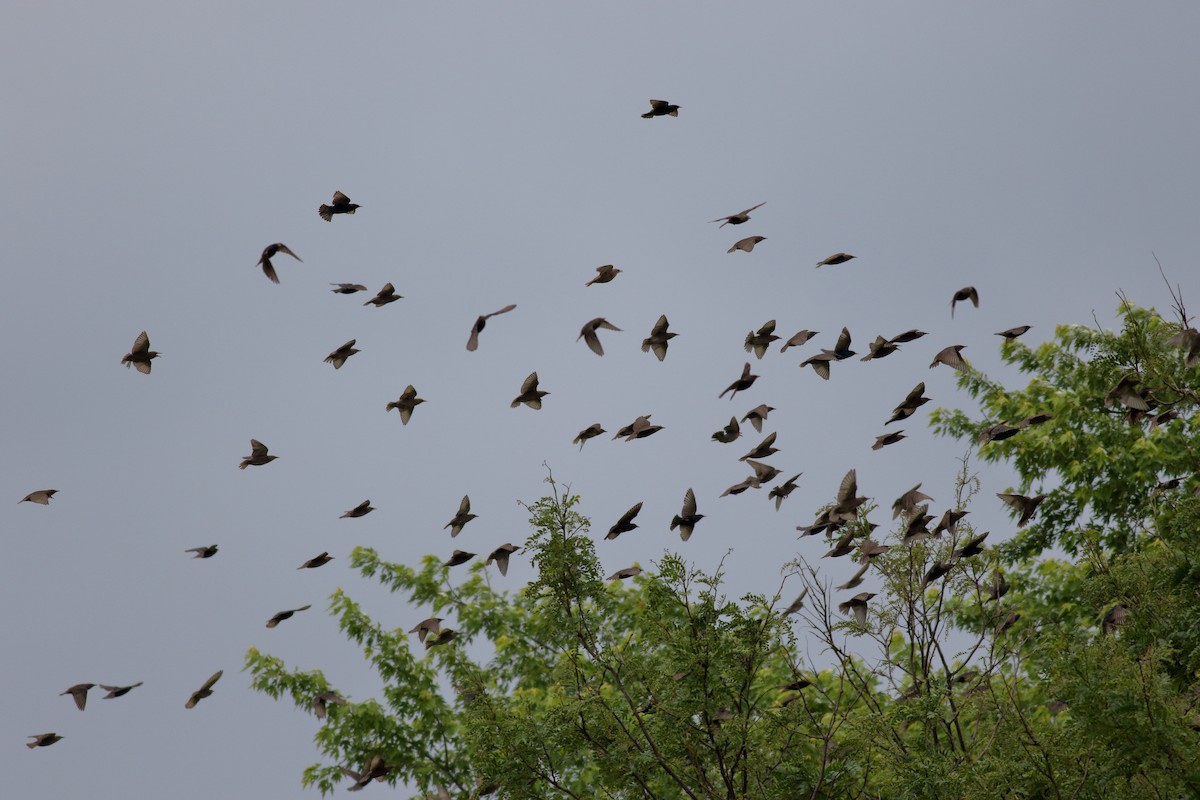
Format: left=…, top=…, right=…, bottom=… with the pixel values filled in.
left=3, top=2, right=1199, bottom=797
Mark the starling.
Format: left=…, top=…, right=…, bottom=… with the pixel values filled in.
left=922, top=560, right=956, bottom=589
left=831, top=469, right=866, bottom=523
left=1102, top=603, right=1128, bottom=635
left=586, top=265, right=621, bottom=286
left=983, top=571, right=1009, bottom=601
left=642, top=99, right=680, bottom=118
left=1104, top=374, right=1150, bottom=411
left=739, top=431, right=778, bottom=461
left=408, top=616, right=443, bottom=643
left=996, top=325, right=1032, bottom=340
left=783, top=589, right=808, bottom=616
left=1016, top=413, right=1053, bottom=428
left=330, top=283, right=368, bottom=294
left=746, top=459, right=782, bottom=485
left=838, top=592, right=876, bottom=627
left=887, top=383, right=930, bottom=425
left=780, top=330, right=818, bottom=352
left=932, top=509, right=969, bottom=537
left=578, top=317, right=622, bottom=356
left=324, top=339, right=360, bottom=369
left=386, top=385, right=425, bottom=424
left=1167, top=327, right=1200, bottom=368
left=239, top=439, right=277, bottom=469
left=977, top=422, right=1021, bottom=443
left=363, top=282, right=402, bottom=308
left=831, top=327, right=856, bottom=359
left=744, top=320, right=780, bottom=359
left=860, top=335, right=899, bottom=361
left=426, top=628, right=459, bottom=648
left=299, top=552, right=334, bottom=569
left=341, top=500, right=375, bottom=519
left=998, top=612, right=1021, bottom=633
left=256, top=243, right=301, bottom=284
left=26, top=733, right=63, bottom=749
left=608, top=565, right=642, bottom=580
left=892, top=483, right=934, bottom=519
left=719, top=362, right=759, bottom=399
left=444, top=495, right=477, bottom=537
left=721, top=476, right=761, bottom=496
left=186, top=545, right=219, bottom=559
left=815, top=252, right=855, bottom=268
left=121, top=331, right=160, bottom=374
left=900, top=506, right=935, bottom=544
left=573, top=423, right=606, bottom=450
left=670, top=488, right=704, bottom=541
left=824, top=533, right=857, bottom=559
left=443, top=550, right=476, bottom=568
left=768, top=473, right=801, bottom=510
left=951, top=286, right=979, bottom=317
left=929, top=345, right=970, bottom=372
left=266, top=605, right=311, bottom=628
left=60, top=683, right=95, bottom=711
left=856, top=539, right=891, bottom=563
left=312, top=691, right=347, bottom=720
left=836, top=563, right=870, bottom=591
left=641, top=315, right=677, bottom=361
left=318, top=190, right=359, bottom=221
left=99, top=682, right=143, bottom=699
left=20, top=489, right=58, bottom=505
left=615, top=415, right=662, bottom=441
left=800, top=351, right=837, bottom=380
left=465, top=304, right=517, bottom=351
left=486, top=543, right=519, bottom=576
left=511, top=371, right=548, bottom=409
left=997, top=493, right=1046, bottom=527
left=728, top=235, right=767, bottom=254
left=872, top=431, right=906, bottom=450
left=711, top=416, right=741, bottom=443
left=606, top=502, right=643, bottom=539
left=711, top=202, right=766, bottom=227
left=341, top=755, right=391, bottom=791
left=185, top=670, right=223, bottom=708
left=742, top=404, right=774, bottom=433
left=890, top=329, right=928, bottom=343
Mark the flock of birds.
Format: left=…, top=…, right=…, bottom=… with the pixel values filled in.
left=24, top=99, right=1171, bottom=789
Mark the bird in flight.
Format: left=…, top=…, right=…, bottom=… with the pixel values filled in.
left=20, top=489, right=58, bottom=505
left=122, top=331, right=160, bottom=374
left=511, top=372, right=548, bottom=409
left=324, top=339, right=360, bottom=369
left=711, top=202, right=766, bottom=227
left=586, top=265, right=621, bottom=286
left=386, top=386, right=425, bottom=424
left=319, top=190, right=359, bottom=221
left=578, top=318, right=622, bottom=356
left=816, top=252, right=855, bottom=268
left=466, top=305, right=517, bottom=351
left=363, top=283, right=402, bottom=308
left=239, top=439, right=277, bottom=469
left=257, top=243, right=301, bottom=284
left=641, top=99, right=680, bottom=118
left=185, top=670, right=223, bottom=708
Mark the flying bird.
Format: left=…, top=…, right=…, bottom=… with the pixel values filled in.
left=573, top=423, right=606, bottom=450
left=836, top=563, right=870, bottom=591
left=872, top=431, right=906, bottom=450
left=363, top=283, right=402, bottom=308
left=1102, top=604, right=1128, bottom=636
left=185, top=670, right=223, bottom=708
left=121, top=331, right=160, bottom=374
left=719, top=362, right=759, bottom=399
left=444, top=495, right=477, bottom=537
left=408, top=616, right=443, bottom=643
left=996, top=325, right=1032, bottom=340
left=642, top=99, right=680, bottom=118
left=608, top=565, right=642, bottom=581
left=586, top=265, right=621, bottom=286
left=386, top=386, right=425, bottom=424
left=606, top=502, right=643, bottom=540
left=341, top=500, right=375, bottom=519
left=256, top=243, right=301, bottom=284
left=486, top=544, right=519, bottom=576
left=670, top=488, right=704, bottom=541
left=186, top=545, right=219, bottom=559
left=711, top=416, right=741, bottom=443
left=298, top=552, right=334, bottom=569
left=578, top=317, right=622, bottom=356
left=890, top=329, right=928, bottom=343
left=20, top=489, right=57, bottom=505
left=892, top=483, right=934, bottom=519
left=728, top=236, right=767, bottom=254
left=783, top=589, right=808, bottom=616
left=26, top=733, right=63, bottom=749
left=951, top=287, right=979, bottom=317
left=955, top=530, right=990, bottom=558
left=341, top=755, right=391, bottom=791
left=711, top=202, right=766, bottom=227
left=640, top=315, right=678, bottom=361
left=466, top=304, right=517, bottom=351
left=266, top=605, right=312, bottom=628
left=312, top=691, right=347, bottom=720
left=330, top=283, right=368, bottom=294
left=838, top=592, right=876, bottom=627
left=860, top=335, right=899, bottom=362
left=443, top=550, right=476, bottom=568
left=997, top=493, right=1047, bottom=527
left=800, top=351, right=838, bottom=380
left=614, top=414, right=662, bottom=441
left=922, top=560, right=956, bottom=589
left=511, top=372, right=548, bottom=409
left=99, top=682, right=143, bottom=699
left=1167, top=326, right=1200, bottom=367
left=856, top=539, right=891, bottom=563
left=239, top=439, right=277, bottom=469
left=745, top=459, right=781, bottom=485
left=816, top=252, right=855, bottom=268
left=60, top=683, right=95, bottom=711
left=929, top=345, right=970, bottom=372
left=744, top=320, right=780, bottom=359
left=318, top=190, right=360, bottom=221
left=324, top=339, right=360, bottom=369
left=887, top=383, right=931, bottom=424
left=739, top=432, right=778, bottom=461
left=741, top=404, right=774, bottom=433
left=780, top=330, right=818, bottom=352
left=768, top=473, right=802, bottom=510
left=831, top=327, right=856, bottom=360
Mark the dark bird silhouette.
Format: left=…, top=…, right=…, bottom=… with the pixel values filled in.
left=955, top=530, right=990, bottom=558
left=443, top=550, right=476, bottom=568
left=783, top=589, right=808, bottom=616
left=741, top=404, right=774, bottom=433
left=983, top=571, right=1009, bottom=601
left=586, top=265, right=621, bottom=286
left=185, top=670, right=223, bottom=708
left=408, top=617, right=443, bottom=643
left=466, top=304, right=517, bottom=351
left=951, top=286, right=979, bottom=317
left=729, top=236, right=767, bottom=254
left=800, top=351, right=837, bottom=380
left=615, top=414, right=662, bottom=441
left=312, top=691, right=347, bottom=720
left=330, top=283, right=368, bottom=294
left=780, top=330, right=818, bottom=352
left=363, top=283, right=402, bottom=308
left=711, top=416, right=741, bottom=443
left=857, top=539, right=891, bottom=563
left=887, top=383, right=931, bottom=425
left=573, top=423, right=606, bottom=450
left=511, top=372, right=548, bottom=409
left=444, top=495, right=477, bottom=537
left=1102, top=604, right=1128, bottom=635
left=239, top=439, right=277, bottom=469
left=20, top=489, right=58, bottom=505
left=893, top=483, right=934, bottom=519
left=768, top=473, right=801, bottom=510
left=318, top=190, right=359, bottom=221
left=341, top=500, right=375, bottom=519
left=486, top=544, right=519, bottom=576
left=977, top=422, right=1021, bottom=443
left=836, top=563, right=870, bottom=591
left=872, top=431, right=906, bottom=450
left=324, top=339, right=360, bottom=369
left=744, top=320, right=780, bottom=359
left=1167, top=327, right=1200, bottom=367
left=746, top=459, right=781, bottom=485
left=722, top=476, right=761, bottom=496
left=932, top=509, right=969, bottom=537
left=386, top=386, right=425, bottom=424
left=719, top=362, right=759, bottom=399
left=60, top=683, right=95, bottom=711
left=815, top=252, right=855, bottom=268
left=186, top=545, right=219, bottom=559
left=860, top=335, right=899, bottom=362
left=890, top=329, right=928, bottom=343
left=997, top=493, right=1046, bottom=527
left=930, top=345, right=970, bottom=372
left=426, top=629, right=458, bottom=649
left=831, top=327, right=856, bottom=360
left=606, top=502, right=643, bottom=540
left=299, top=552, right=334, bottom=569
left=670, top=488, right=704, bottom=541
left=739, top=432, right=778, bottom=461
left=838, top=592, right=876, bottom=626
left=642, top=99, right=680, bottom=118
left=578, top=317, right=622, bottom=356
left=1104, top=374, right=1150, bottom=411
left=641, top=315, right=677, bottom=361
left=266, top=605, right=312, bottom=628
left=26, top=733, right=63, bottom=749
left=996, top=325, right=1032, bottom=340
left=99, top=682, right=143, bottom=699
left=1017, top=413, right=1053, bottom=428
left=711, top=202, right=765, bottom=227
left=831, top=469, right=866, bottom=523
left=122, top=331, right=160, bottom=374
left=922, top=560, right=956, bottom=589
left=608, top=565, right=642, bottom=580
left=257, top=243, right=301, bottom=284
left=341, top=755, right=391, bottom=791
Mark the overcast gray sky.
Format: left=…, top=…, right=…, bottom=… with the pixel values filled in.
left=4, top=2, right=1199, bottom=797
